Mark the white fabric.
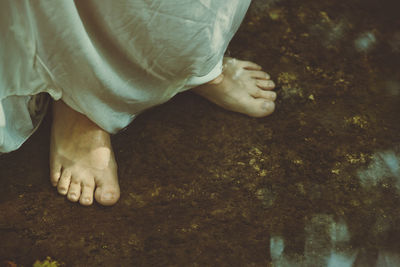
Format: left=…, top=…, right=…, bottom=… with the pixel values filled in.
left=0, top=0, right=250, bottom=152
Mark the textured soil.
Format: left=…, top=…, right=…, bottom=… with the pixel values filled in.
left=1, top=0, right=400, bottom=266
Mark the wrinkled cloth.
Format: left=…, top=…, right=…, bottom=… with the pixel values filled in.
left=0, top=0, right=250, bottom=152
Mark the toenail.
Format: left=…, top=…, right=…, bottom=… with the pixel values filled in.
left=267, top=81, right=275, bottom=87
left=263, top=102, right=272, bottom=110
left=103, top=193, right=113, bottom=200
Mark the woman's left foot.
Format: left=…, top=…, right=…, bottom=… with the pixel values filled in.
left=193, top=57, right=276, bottom=117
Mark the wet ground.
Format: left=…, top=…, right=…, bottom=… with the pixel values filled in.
left=1, top=0, right=400, bottom=266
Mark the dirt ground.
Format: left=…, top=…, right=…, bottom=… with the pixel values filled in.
left=1, top=0, right=400, bottom=266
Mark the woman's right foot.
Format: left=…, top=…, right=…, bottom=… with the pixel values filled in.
left=50, top=101, right=120, bottom=206
left=193, top=57, right=276, bottom=117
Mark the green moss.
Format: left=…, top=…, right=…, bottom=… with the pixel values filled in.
left=33, top=257, right=61, bottom=267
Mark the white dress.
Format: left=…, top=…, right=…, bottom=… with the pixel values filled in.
left=0, top=0, right=250, bottom=152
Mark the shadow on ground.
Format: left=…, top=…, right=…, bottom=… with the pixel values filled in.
left=1, top=0, right=400, bottom=266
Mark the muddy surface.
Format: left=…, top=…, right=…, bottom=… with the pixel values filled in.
left=1, top=0, right=400, bottom=266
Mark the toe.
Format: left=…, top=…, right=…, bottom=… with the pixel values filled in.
left=50, top=162, right=62, bottom=187
left=256, top=79, right=275, bottom=90
left=260, top=100, right=275, bottom=116
left=57, top=170, right=71, bottom=195
left=252, top=89, right=277, bottom=101
left=80, top=183, right=94, bottom=206
left=50, top=170, right=62, bottom=187
left=95, top=183, right=120, bottom=206
left=250, top=71, right=271, bottom=80
left=244, top=98, right=275, bottom=117
left=241, top=60, right=262, bottom=70
left=67, top=179, right=81, bottom=202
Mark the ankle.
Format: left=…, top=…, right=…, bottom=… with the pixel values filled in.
left=207, top=73, right=224, bottom=85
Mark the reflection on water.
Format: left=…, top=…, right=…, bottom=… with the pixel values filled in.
left=309, top=14, right=349, bottom=50
left=269, top=149, right=400, bottom=266
left=270, top=216, right=400, bottom=266
left=270, top=216, right=356, bottom=267
left=358, top=150, right=400, bottom=189
left=375, top=252, right=400, bottom=267
left=354, top=32, right=376, bottom=52
left=270, top=236, right=285, bottom=261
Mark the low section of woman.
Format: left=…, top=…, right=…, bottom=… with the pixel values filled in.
left=0, top=0, right=276, bottom=206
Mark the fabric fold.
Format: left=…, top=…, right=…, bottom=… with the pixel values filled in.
left=0, top=0, right=250, bottom=152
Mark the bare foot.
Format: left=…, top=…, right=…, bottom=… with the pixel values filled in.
left=50, top=101, right=120, bottom=206
left=193, top=57, right=276, bottom=117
